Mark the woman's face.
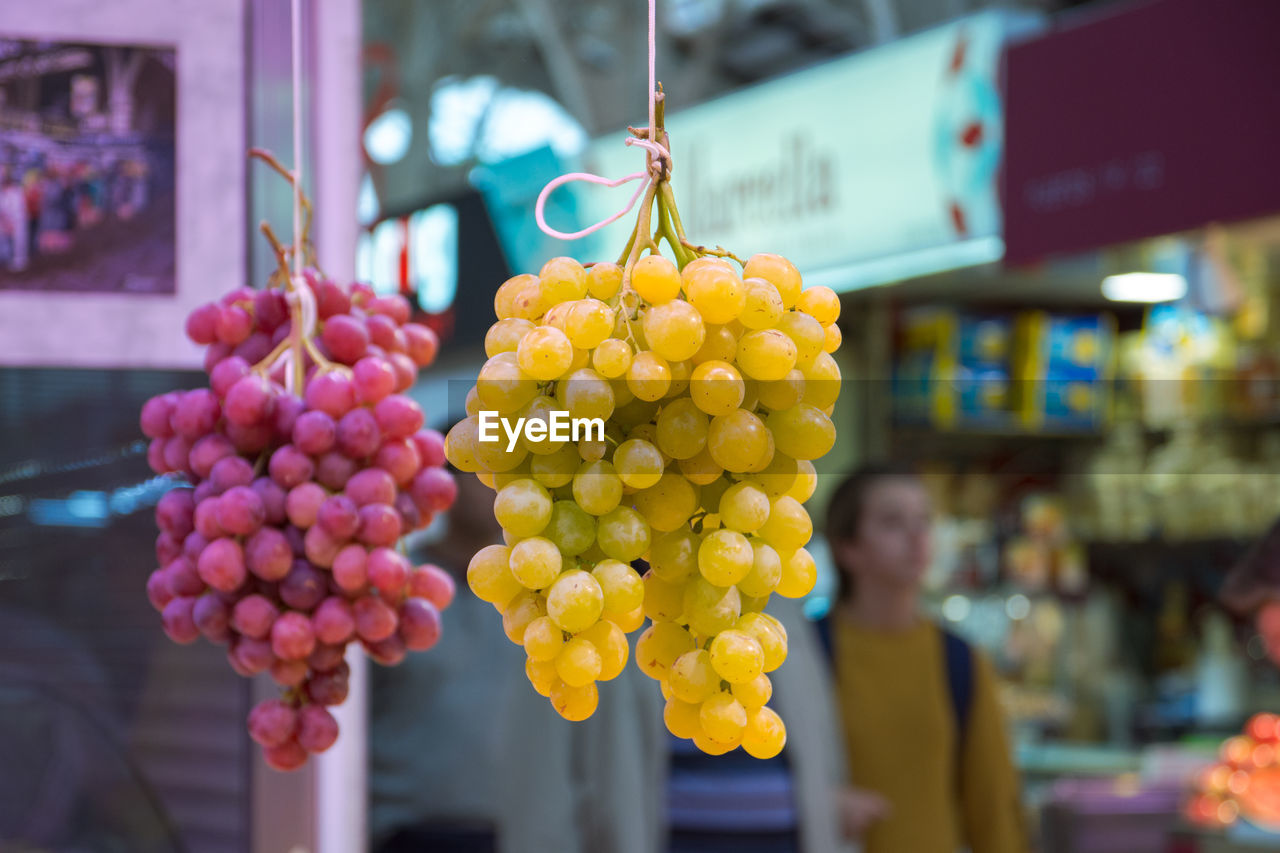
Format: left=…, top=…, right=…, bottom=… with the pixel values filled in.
left=837, top=477, right=934, bottom=592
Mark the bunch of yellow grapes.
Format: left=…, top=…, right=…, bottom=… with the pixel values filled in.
left=446, top=249, right=841, bottom=758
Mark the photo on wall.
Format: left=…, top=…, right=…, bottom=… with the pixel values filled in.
left=0, top=36, right=176, bottom=293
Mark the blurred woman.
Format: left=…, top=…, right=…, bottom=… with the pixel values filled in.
left=824, top=465, right=1025, bottom=853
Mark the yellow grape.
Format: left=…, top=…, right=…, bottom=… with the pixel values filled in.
left=683, top=577, right=742, bottom=637
left=476, top=471, right=496, bottom=490
left=743, top=253, right=802, bottom=308
left=732, top=673, right=773, bottom=710
left=693, top=324, right=739, bottom=363
left=655, top=397, right=709, bottom=460
left=612, top=438, right=665, bottom=489
left=543, top=302, right=572, bottom=331
left=742, top=707, right=787, bottom=759
left=587, top=261, right=623, bottom=300
left=550, top=680, right=598, bottom=721
left=823, top=322, right=842, bottom=353
left=649, top=527, right=699, bottom=582
left=698, top=529, right=754, bottom=586
left=610, top=375, right=637, bottom=408
left=756, top=369, right=805, bottom=412
left=596, top=506, right=651, bottom=562
left=593, top=338, right=633, bottom=378
left=503, top=591, right=547, bottom=643
left=516, top=396, right=565, bottom=456
left=677, top=447, right=723, bottom=486
left=737, top=541, right=783, bottom=598
left=485, top=317, right=535, bottom=356
left=635, top=621, right=695, bottom=679
left=786, top=459, right=817, bottom=502
left=664, top=698, right=703, bottom=739
left=737, top=612, right=788, bottom=672
left=511, top=276, right=548, bottom=321
left=580, top=620, right=629, bottom=680
left=719, top=482, right=771, bottom=533
left=735, top=329, right=798, bottom=381
left=669, top=649, right=719, bottom=703
left=666, top=359, right=693, bottom=398
left=568, top=346, right=591, bottom=372
left=802, top=351, right=841, bottom=409
left=524, top=615, right=565, bottom=661
left=709, top=629, right=765, bottom=684
left=767, top=403, right=836, bottom=460
left=758, top=496, right=812, bottom=552
left=626, top=351, right=672, bottom=401
left=444, top=416, right=482, bottom=472
left=555, top=636, right=603, bottom=686
left=565, top=299, right=615, bottom=349
left=635, top=472, right=700, bottom=532
left=700, top=691, right=748, bottom=741
left=740, top=592, right=771, bottom=613
left=473, top=434, right=530, bottom=474
left=571, top=459, right=623, bottom=516
left=544, top=500, right=596, bottom=556
left=603, top=604, right=645, bottom=633
left=464, top=386, right=483, bottom=417
left=796, top=285, right=840, bottom=325
left=776, top=311, right=825, bottom=369
left=539, top=256, right=589, bottom=304
left=509, top=536, right=563, bottom=589
left=642, top=570, right=685, bottom=622
left=495, top=273, right=536, bottom=319
left=707, top=409, right=773, bottom=473
left=643, top=300, right=706, bottom=362
left=591, top=559, right=645, bottom=613
left=739, top=277, right=784, bottom=330
left=557, top=368, right=616, bottom=422
left=529, top=442, right=579, bottom=488
left=631, top=253, right=682, bottom=304
left=477, top=354, right=539, bottom=414
left=546, top=569, right=605, bottom=633
left=493, top=479, right=553, bottom=538
left=526, top=658, right=558, bottom=697
left=776, top=547, right=817, bottom=598
left=693, top=729, right=740, bottom=755
left=689, top=360, right=745, bottom=417
left=748, top=452, right=798, bottom=498
left=685, top=265, right=746, bottom=324
left=467, top=544, right=521, bottom=606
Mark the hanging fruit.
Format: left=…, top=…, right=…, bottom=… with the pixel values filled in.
left=141, top=150, right=457, bottom=770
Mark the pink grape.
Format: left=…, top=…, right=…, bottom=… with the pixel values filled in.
left=353, top=357, right=396, bottom=404
left=394, top=493, right=423, bottom=532
left=234, top=331, right=274, bottom=366
left=373, top=395, right=423, bottom=439
left=156, top=531, right=182, bottom=565
left=410, top=466, right=456, bottom=514
left=269, top=445, right=314, bottom=489
left=345, top=468, right=396, bottom=507
left=285, top=482, right=327, bottom=529
left=186, top=302, right=222, bottom=344
left=321, top=315, right=369, bottom=364
left=412, top=429, right=446, bottom=467
left=306, top=664, right=350, bottom=706
left=297, top=705, right=340, bottom=753
left=304, top=372, right=356, bottom=417
left=364, top=634, right=408, bottom=666
left=315, top=451, right=357, bottom=491
left=193, top=481, right=216, bottom=504
left=216, top=485, right=266, bottom=536
left=353, top=595, right=397, bottom=642
left=271, top=658, right=309, bottom=687
left=140, top=393, right=177, bottom=438
left=331, top=545, right=368, bottom=593
left=181, top=531, right=208, bottom=562
left=197, top=538, right=247, bottom=592
left=189, top=434, right=235, bottom=478
left=225, top=420, right=272, bottom=454
left=309, top=275, right=352, bottom=319
left=216, top=304, right=253, bottom=345
left=403, top=323, right=439, bottom=367
left=156, top=489, right=196, bottom=538
left=232, top=594, right=279, bottom=639
left=336, top=408, right=381, bottom=459
left=210, top=455, right=255, bottom=492
left=203, top=341, right=232, bottom=373
left=399, top=598, right=442, bottom=651
left=303, top=525, right=341, bottom=568
left=210, top=356, right=251, bottom=398
left=254, top=289, right=289, bottom=331
left=312, top=597, right=356, bottom=644
left=317, top=495, right=359, bottom=540
left=284, top=525, right=306, bottom=557
left=252, top=477, right=288, bottom=525
left=368, top=294, right=411, bottom=325
left=308, top=643, right=346, bottom=672
left=162, top=597, right=199, bottom=644
left=374, top=439, right=421, bottom=486
left=271, top=612, right=316, bottom=661
left=170, top=389, right=220, bottom=438
left=264, top=739, right=308, bottom=771
left=248, top=698, right=297, bottom=748
left=147, top=568, right=175, bottom=611
left=272, top=395, right=304, bottom=439
left=166, top=556, right=205, bottom=597
left=147, top=438, right=169, bottom=473
left=193, top=594, right=231, bottom=642
left=280, top=560, right=327, bottom=611
left=226, top=375, right=275, bottom=426
left=365, top=314, right=398, bottom=350
left=232, top=636, right=275, bottom=675
left=245, top=527, right=293, bottom=581
left=356, top=504, right=402, bottom=546
left=367, top=548, right=409, bottom=598
left=193, top=498, right=224, bottom=539
left=389, top=353, right=417, bottom=391
left=293, top=410, right=337, bottom=455
left=408, top=564, right=456, bottom=611
left=162, top=436, right=193, bottom=473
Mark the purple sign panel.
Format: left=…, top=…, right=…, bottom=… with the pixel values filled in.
left=1001, top=0, right=1280, bottom=266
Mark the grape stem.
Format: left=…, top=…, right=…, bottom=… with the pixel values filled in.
left=250, top=148, right=319, bottom=272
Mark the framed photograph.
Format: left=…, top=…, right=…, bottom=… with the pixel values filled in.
left=0, top=0, right=246, bottom=368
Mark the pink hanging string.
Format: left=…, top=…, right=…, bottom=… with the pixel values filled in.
left=279, top=0, right=316, bottom=395
left=534, top=0, right=670, bottom=242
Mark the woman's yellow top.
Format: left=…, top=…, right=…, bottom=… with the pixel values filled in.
left=834, top=616, right=1026, bottom=853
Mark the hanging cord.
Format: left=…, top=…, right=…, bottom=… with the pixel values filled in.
left=534, top=0, right=670, bottom=241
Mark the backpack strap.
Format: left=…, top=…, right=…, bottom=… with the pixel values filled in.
left=941, top=628, right=975, bottom=774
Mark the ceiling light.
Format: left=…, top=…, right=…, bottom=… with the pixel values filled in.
left=1102, top=272, right=1187, bottom=303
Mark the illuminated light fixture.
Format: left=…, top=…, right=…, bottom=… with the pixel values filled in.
left=363, top=105, right=413, bottom=164
left=1005, top=594, right=1031, bottom=621
left=942, top=594, right=971, bottom=623
left=1101, top=272, right=1187, bottom=303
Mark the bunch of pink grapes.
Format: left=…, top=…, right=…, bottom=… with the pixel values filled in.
left=141, top=271, right=458, bottom=770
